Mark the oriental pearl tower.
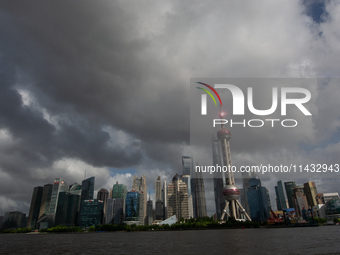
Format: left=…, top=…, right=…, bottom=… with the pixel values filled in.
left=218, top=109, right=252, bottom=221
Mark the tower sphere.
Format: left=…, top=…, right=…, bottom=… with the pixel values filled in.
left=223, top=184, right=240, bottom=201
left=217, top=128, right=231, bottom=141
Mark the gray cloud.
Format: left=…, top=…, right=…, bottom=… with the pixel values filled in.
left=0, top=0, right=340, bottom=216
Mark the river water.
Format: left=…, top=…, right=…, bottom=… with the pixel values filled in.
left=0, top=226, right=339, bottom=254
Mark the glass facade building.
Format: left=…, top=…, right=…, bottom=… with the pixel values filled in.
left=39, top=184, right=53, bottom=218
left=78, top=199, right=104, bottom=228
left=49, top=178, right=68, bottom=217
left=284, top=181, right=296, bottom=208
left=27, top=186, right=43, bottom=229
left=125, top=191, right=140, bottom=221
left=275, top=180, right=287, bottom=210
left=55, top=192, right=81, bottom=226
left=247, top=178, right=270, bottom=222
left=112, top=182, right=128, bottom=199
left=81, top=177, right=95, bottom=201
left=97, top=188, right=109, bottom=224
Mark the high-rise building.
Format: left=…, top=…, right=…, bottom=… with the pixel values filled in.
left=182, top=156, right=194, bottom=218
left=66, top=193, right=81, bottom=226
left=78, top=199, right=104, bottom=228
left=192, top=169, right=207, bottom=218
left=266, top=189, right=272, bottom=211
left=112, top=198, right=124, bottom=224
left=212, top=133, right=226, bottom=219
left=132, top=175, right=147, bottom=224
left=275, top=180, right=287, bottom=210
left=106, top=198, right=124, bottom=224
left=81, top=177, right=95, bottom=201
left=2, top=211, right=26, bottom=229
left=125, top=191, right=140, bottom=222
left=303, top=182, right=318, bottom=207
left=163, top=181, right=167, bottom=220
left=155, top=200, right=163, bottom=220
left=97, top=188, right=109, bottom=224
left=147, top=198, right=153, bottom=225
left=49, top=178, right=68, bottom=223
left=155, top=176, right=162, bottom=202
left=112, top=181, right=128, bottom=199
left=247, top=178, right=270, bottom=222
left=292, top=186, right=309, bottom=217
left=284, top=181, right=296, bottom=208
left=155, top=176, right=163, bottom=220
left=240, top=171, right=251, bottom=216
left=55, top=191, right=70, bottom=226
left=167, top=174, right=189, bottom=220
left=27, top=186, right=43, bottom=229
left=38, top=184, right=53, bottom=219
left=106, top=199, right=114, bottom=224
left=109, top=188, right=113, bottom=199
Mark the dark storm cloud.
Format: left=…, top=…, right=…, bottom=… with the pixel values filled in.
left=0, top=0, right=188, bottom=172
left=1, top=0, right=340, bottom=216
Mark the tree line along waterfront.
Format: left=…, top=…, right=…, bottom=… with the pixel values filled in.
left=1, top=217, right=336, bottom=234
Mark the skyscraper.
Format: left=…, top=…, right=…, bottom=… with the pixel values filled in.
left=303, top=182, right=318, bottom=207
left=240, top=171, right=251, bottom=217
left=132, top=175, right=147, bottom=224
left=275, top=180, right=287, bottom=210
left=163, top=180, right=167, bottom=220
left=38, top=184, right=53, bottom=219
left=106, top=198, right=124, bottom=224
left=284, top=181, right=296, bottom=208
left=125, top=191, right=140, bottom=222
left=155, top=176, right=163, bottom=220
left=292, top=186, right=309, bottom=217
left=78, top=199, right=104, bottom=228
left=155, top=176, right=162, bottom=201
left=247, top=178, right=270, bottom=222
left=112, top=181, right=128, bottom=200
left=147, top=197, right=153, bottom=225
left=54, top=191, right=69, bottom=226
left=192, top=169, right=207, bottom=218
left=182, top=156, right=194, bottom=218
left=167, top=174, right=189, bottom=220
left=97, top=188, right=109, bottom=224
left=49, top=178, right=68, bottom=218
left=81, top=177, right=95, bottom=201
left=27, top=186, right=43, bottom=229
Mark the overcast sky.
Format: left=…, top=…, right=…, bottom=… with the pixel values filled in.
left=1, top=0, right=340, bottom=216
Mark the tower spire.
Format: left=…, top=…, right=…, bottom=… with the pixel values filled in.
left=217, top=116, right=251, bottom=221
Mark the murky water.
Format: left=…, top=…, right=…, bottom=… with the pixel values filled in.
left=0, top=226, right=339, bottom=254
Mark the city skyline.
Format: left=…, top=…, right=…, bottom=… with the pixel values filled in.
left=1, top=1, right=340, bottom=219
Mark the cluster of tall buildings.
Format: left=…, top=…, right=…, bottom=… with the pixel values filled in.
left=273, top=180, right=340, bottom=221
left=211, top=130, right=340, bottom=223
left=0, top=156, right=208, bottom=230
